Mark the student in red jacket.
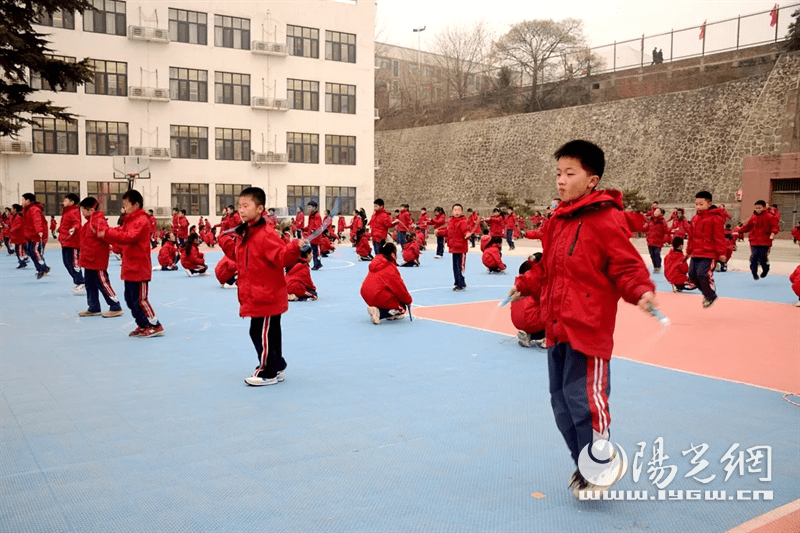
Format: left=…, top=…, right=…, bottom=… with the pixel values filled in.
left=180, top=233, right=208, bottom=276
left=304, top=200, right=324, bottom=270
left=58, top=193, right=85, bottom=291
left=9, top=204, right=28, bottom=268
left=286, top=248, right=318, bottom=301
left=215, top=254, right=238, bottom=288
left=448, top=204, right=471, bottom=291
left=147, top=209, right=158, bottom=249
left=466, top=208, right=480, bottom=248
left=396, top=204, right=413, bottom=247
left=507, top=140, right=656, bottom=500
left=98, top=189, right=164, bottom=338
left=624, top=208, right=646, bottom=236
left=511, top=255, right=545, bottom=348
left=687, top=191, right=728, bottom=308
left=418, top=207, right=430, bottom=240
left=337, top=215, right=346, bottom=241
left=219, top=187, right=305, bottom=386
left=77, top=197, right=123, bottom=318
left=176, top=209, right=189, bottom=246
left=643, top=207, right=670, bottom=273
left=482, top=236, right=506, bottom=273
left=479, top=228, right=491, bottom=252
left=360, top=243, right=412, bottom=324
left=348, top=209, right=363, bottom=243
left=157, top=232, right=180, bottom=271
left=505, top=207, right=517, bottom=250
left=737, top=200, right=780, bottom=280
left=670, top=208, right=690, bottom=239
left=415, top=227, right=426, bottom=251
left=431, top=206, right=447, bottom=258
left=790, top=265, right=800, bottom=307
left=369, top=198, right=394, bottom=257
left=293, top=206, right=305, bottom=239
left=400, top=232, right=420, bottom=267
left=485, top=208, right=505, bottom=239
left=21, top=193, right=49, bottom=279
left=49, top=216, right=57, bottom=239
left=664, top=237, right=696, bottom=292
left=792, top=222, right=800, bottom=245
left=355, top=228, right=373, bottom=261
left=170, top=208, right=180, bottom=235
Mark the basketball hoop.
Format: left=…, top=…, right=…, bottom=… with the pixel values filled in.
left=113, top=156, right=151, bottom=190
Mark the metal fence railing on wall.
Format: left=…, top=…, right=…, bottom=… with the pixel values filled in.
left=546, top=3, right=799, bottom=79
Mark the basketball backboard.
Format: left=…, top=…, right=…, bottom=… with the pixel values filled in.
left=113, top=156, right=151, bottom=180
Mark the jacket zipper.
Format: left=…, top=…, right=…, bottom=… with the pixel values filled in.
left=568, top=221, right=583, bottom=256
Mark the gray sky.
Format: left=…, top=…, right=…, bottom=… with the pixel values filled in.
left=375, top=0, right=792, bottom=54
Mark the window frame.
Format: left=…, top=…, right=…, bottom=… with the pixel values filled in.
left=287, top=78, right=319, bottom=111
left=324, top=30, right=356, bottom=63
left=214, top=14, right=250, bottom=50
left=215, top=128, right=251, bottom=161
left=286, top=185, right=320, bottom=213
left=168, top=8, right=208, bottom=45
left=286, top=132, right=319, bottom=164
left=171, top=183, right=209, bottom=216
left=325, top=82, right=356, bottom=114
left=31, top=117, right=78, bottom=155
left=215, top=184, right=251, bottom=216
left=87, top=181, right=127, bottom=215
left=83, top=0, right=126, bottom=36
left=286, top=24, right=319, bottom=58
left=214, top=71, right=250, bottom=106
left=85, top=59, right=127, bottom=96
left=31, top=55, right=78, bottom=92
left=325, top=186, right=357, bottom=216
left=34, top=180, right=81, bottom=216
left=170, top=125, right=209, bottom=159
left=169, top=67, right=208, bottom=102
left=325, top=135, right=356, bottom=166
left=85, top=120, right=129, bottom=156
left=35, top=9, right=75, bottom=29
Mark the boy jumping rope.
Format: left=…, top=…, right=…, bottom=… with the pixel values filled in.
left=509, top=140, right=657, bottom=500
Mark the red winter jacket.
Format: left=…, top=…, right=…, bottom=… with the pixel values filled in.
left=219, top=218, right=301, bottom=318
left=624, top=211, right=646, bottom=233
left=305, top=211, right=323, bottom=245
left=402, top=241, right=420, bottom=263
left=23, top=202, right=47, bottom=242
left=320, top=234, right=334, bottom=253
left=102, top=208, right=153, bottom=282
left=171, top=213, right=180, bottom=233
left=480, top=234, right=491, bottom=251
left=505, top=214, right=517, bottom=231
left=738, top=211, right=779, bottom=247
left=644, top=216, right=671, bottom=247
left=397, top=210, right=413, bottom=233
left=792, top=226, right=800, bottom=244
left=337, top=217, right=346, bottom=233
left=687, top=207, right=727, bottom=260
left=432, top=213, right=447, bottom=236
left=487, top=215, right=504, bottom=237
left=446, top=216, right=470, bottom=253
left=58, top=204, right=82, bottom=248
left=418, top=212, right=430, bottom=231
left=180, top=244, right=205, bottom=270
left=177, top=216, right=189, bottom=239
left=482, top=244, right=505, bottom=270
left=78, top=211, right=111, bottom=271
left=349, top=216, right=363, bottom=234
left=49, top=218, right=56, bottom=231
left=360, top=254, right=413, bottom=309
left=286, top=258, right=316, bottom=297
left=214, top=255, right=237, bottom=284
left=467, top=212, right=480, bottom=233
left=9, top=213, right=26, bottom=245
left=369, top=208, right=393, bottom=243
left=148, top=214, right=157, bottom=236
left=526, top=189, right=654, bottom=360
left=415, top=230, right=426, bottom=248
left=790, top=265, right=800, bottom=299
left=663, top=249, right=689, bottom=286
left=356, top=233, right=372, bottom=256
left=670, top=217, right=690, bottom=239
left=158, top=241, right=179, bottom=267
left=511, top=261, right=545, bottom=334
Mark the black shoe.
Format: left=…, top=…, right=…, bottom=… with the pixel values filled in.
left=16, top=263, right=27, bottom=269
left=760, top=271, right=768, bottom=278
left=311, top=266, right=321, bottom=271
left=753, top=274, right=759, bottom=280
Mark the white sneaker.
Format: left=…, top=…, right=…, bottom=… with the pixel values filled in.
left=244, top=376, right=278, bottom=386
left=276, top=370, right=285, bottom=382
left=517, top=331, right=532, bottom=347
left=795, top=301, right=800, bottom=307
left=222, top=283, right=236, bottom=289
left=368, top=306, right=381, bottom=325
left=72, top=284, right=85, bottom=294
left=288, top=294, right=299, bottom=301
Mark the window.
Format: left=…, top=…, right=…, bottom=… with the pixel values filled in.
left=287, top=25, right=319, bottom=58
left=169, top=8, right=207, bottom=45
left=171, top=183, right=209, bottom=216
left=36, top=9, right=75, bottom=29
left=214, top=72, right=250, bottom=105
left=32, top=117, right=78, bottom=154
left=325, top=135, right=355, bottom=165
left=34, top=180, right=80, bottom=216
left=31, top=55, right=78, bottom=92
left=287, top=133, right=318, bottom=164
left=286, top=185, right=319, bottom=213
left=88, top=181, right=127, bottom=215
left=86, top=121, right=128, bottom=156
left=325, top=83, right=355, bottom=114
left=215, top=128, right=250, bottom=161
left=325, top=186, right=356, bottom=216
left=325, top=30, right=355, bottom=63
left=170, top=125, right=208, bottom=159
left=85, top=59, right=127, bottom=96
left=83, top=0, right=126, bottom=36
left=214, top=15, right=250, bottom=49
left=169, top=67, right=208, bottom=102
left=215, top=184, right=250, bottom=215
left=287, top=79, right=319, bottom=111
left=392, top=60, right=399, bottom=77
left=378, top=58, right=391, bottom=70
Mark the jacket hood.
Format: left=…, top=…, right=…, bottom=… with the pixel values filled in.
left=85, top=210, right=106, bottom=221
left=63, top=204, right=79, bottom=215
left=368, top=254, right=396, bottom=273
left=556, top=189, right=624, bottom=218
left=696, top=206, right=725, bottom=219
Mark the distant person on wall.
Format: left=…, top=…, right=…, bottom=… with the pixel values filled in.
left=58, top=193, right=85, bottom=293
left=21, top=193, right=49, bottom=279
left=652, top=47, right=658, bottom=65
left=736, top=200, right=780, bottom=280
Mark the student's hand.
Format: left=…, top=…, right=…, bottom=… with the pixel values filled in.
left=69, top=228, right=75, bottom=235
left=508, top=286, right=523, bottom=303
left=97, top=230, right=105, bottom=238
left=296, top=238, right=307, bottom=248
left=718, top=255, right=726, bottom=262
left=636, top=291, right=657, bottom=314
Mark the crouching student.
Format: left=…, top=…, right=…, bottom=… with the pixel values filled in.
left=400, top=232, right=420, bottom=267
left=77, top=197, right=123, bottom=318
left=790, top=265, right=800, bottom=307
left=482, top=236, right=506, bottom=273
left=360, top=243, right=412, bottom=324
left=286, top=247, right=318, bottom=301
left=664, top=237, right=696, bottom=292
left=157, top=232, right=180, bottom=270
left=215, top=254, right=238, bottom=288
left=415, top=226, right=426, bottom=251
left=98, top=189, right=164, bottom=338
left=356, top=228, right=374, bottom=261
left=219, top=186, right=305, bottom=386
left=180, top=233, right=208, bottom=276
left=511, top=254, right=545, bottom=348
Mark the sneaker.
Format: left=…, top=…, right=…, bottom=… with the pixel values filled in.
left=78, top=310, right=101, bottom=317
left=537, top=339, right=548, bottom=350
left=72, top=284, right=85, bottom=294
left=434, top=255, right=442, bottom=259
left=702, top=297, right=716, bottom=309
left=138, top=325, right=164, bottom=338
left=367, top=306, right=381, bottom=325
left=311, top=266, right=321, bottom=271
left=517, top=331, right=532, bottom=347
left=222, top=283, right=236, bottom=289
left=36, top=267, right=50, bottom=279
left=653, top=267, right=660, bottom=274
left=568, top=469, right=582, bottom=490
left=386, top=312, right=405, bottom=321
left=671, top=285, right=679, bottom=293
left=795, top=301, right=800, bottom=307
left=276, top=370, right=285, bottom=382
left=244, top=375, right=278, bottom=386
left=760, top=271, right=768, bottom=278
left=753, top=274, right=759, bottom=280
left=16, top=263, right=27, bottom=269
left=102, top=310, right=124, bottom=318
left=288, top=294, right=299, bottom=301
left=453, top=286, right=466, bottom=292
left=129, top=326, right=145, bottom=337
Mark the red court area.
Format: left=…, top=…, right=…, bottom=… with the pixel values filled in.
left=414, top=293, right=800, bottom=393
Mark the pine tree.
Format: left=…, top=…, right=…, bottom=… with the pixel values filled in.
left=787, top=9, right=800, bottom=52
left=1, top=1, right=95, bottom=138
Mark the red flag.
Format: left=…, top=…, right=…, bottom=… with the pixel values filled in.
left=699, top=20, right=706, bottom=40
left=770, top=4, right=778, bottom=27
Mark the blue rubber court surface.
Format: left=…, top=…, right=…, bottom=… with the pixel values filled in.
left=1, top=246, right=798, bottom=532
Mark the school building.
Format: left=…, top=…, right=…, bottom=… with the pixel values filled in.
left=0, top=0, right=375, bottom=224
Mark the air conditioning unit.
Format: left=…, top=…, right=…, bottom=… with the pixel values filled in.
left=151, top=88, right=169, bottom=100
left=152, top=29, right=170, bottom=41
left=129, top=87, right=146, bottom=98
left=270, top=43, right=286, bottom=54
left=129, top=26, right=145, bottom=38
left=272, top=98, right=288, bottom=110
left=251, top=41, right=287, bottom=56
left=149, top=147, right=170, bottom=159
left=127, top=25, right=170, bottom=43
left=153, top=207, right=171, bottom=217
left=0, top=140, right=32, bottom=154
left=252, top=96, right=269, bottom=107
left=130, top=146, right=148, bottom=156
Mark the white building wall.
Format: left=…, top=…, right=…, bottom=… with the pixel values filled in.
left=0, top=0, right=375, bottom=223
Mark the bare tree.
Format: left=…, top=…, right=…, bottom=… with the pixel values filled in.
left=493, top=18, right=587, bottom=111
left=430, top=21, right=492, bottom=100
